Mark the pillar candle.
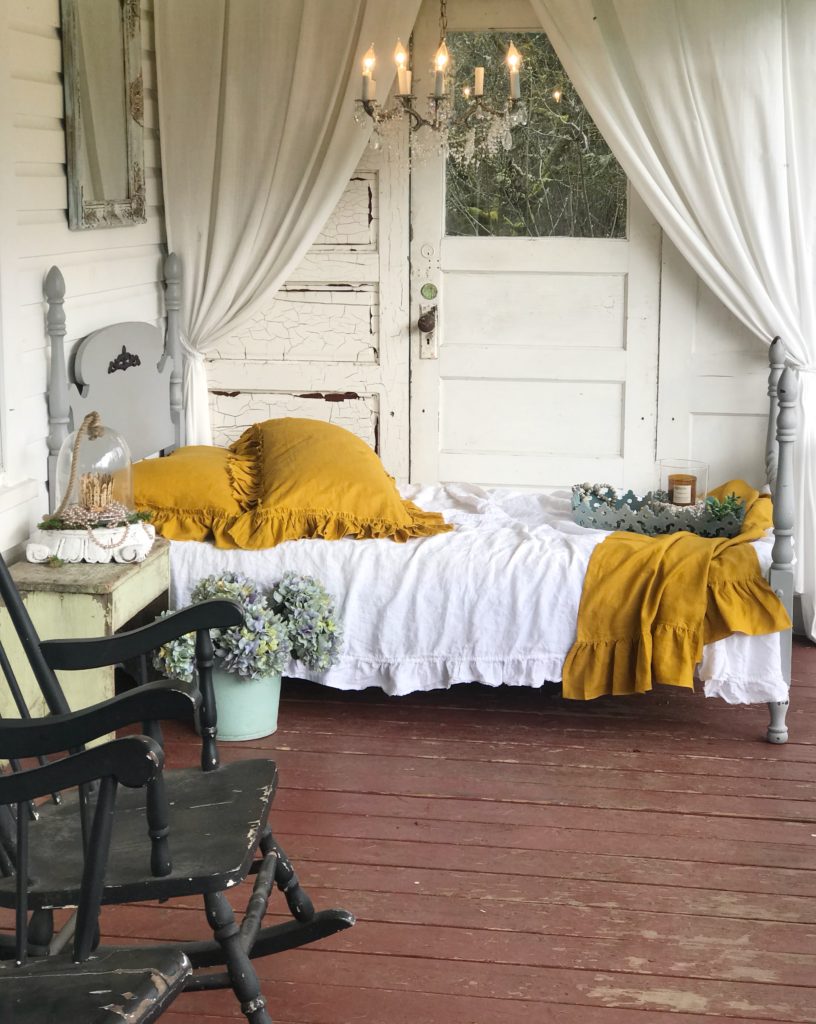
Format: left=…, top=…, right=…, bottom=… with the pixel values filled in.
left=668, top=474, right=697, bottom=505
left=474, top=67, right=484, bottom=96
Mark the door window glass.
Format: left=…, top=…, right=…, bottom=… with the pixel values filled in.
left=445, top=32, right=627, bottom=238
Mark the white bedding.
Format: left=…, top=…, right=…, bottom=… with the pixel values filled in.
left=169, top=483, right=787, bottom=705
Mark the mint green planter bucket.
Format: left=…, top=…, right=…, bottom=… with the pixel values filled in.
left=211, top=668, right=281, bottom=741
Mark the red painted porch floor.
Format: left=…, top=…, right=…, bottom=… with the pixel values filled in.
left=17, top=640, right=816, bottom=1021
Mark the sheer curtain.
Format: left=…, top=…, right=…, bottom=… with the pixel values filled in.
left=531, top=0, right=816, bottom=639
left=154, top=0, right=420, bottom=445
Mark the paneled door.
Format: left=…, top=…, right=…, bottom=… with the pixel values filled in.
left=207, top=135, right=411, bottom=481
left=409, top=1, right=661, bottom=492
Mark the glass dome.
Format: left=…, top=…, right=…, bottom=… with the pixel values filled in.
left=55, top=414, right=133, bottom=519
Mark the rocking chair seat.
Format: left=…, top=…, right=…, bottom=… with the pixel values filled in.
left=0, top=759, right=278, bottom=909
left=0, top=946, right=191, bottom=1024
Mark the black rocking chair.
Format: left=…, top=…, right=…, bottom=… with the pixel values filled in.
left=0, top=735, right=192, bottom=1023
left=0, top=554, right=354, bottom=1024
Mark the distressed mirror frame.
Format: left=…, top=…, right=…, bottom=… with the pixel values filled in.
left=61, top=0, right=146, bottom=230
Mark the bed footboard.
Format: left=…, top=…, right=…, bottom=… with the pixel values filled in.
left=765, top=340, right=797, bottom=743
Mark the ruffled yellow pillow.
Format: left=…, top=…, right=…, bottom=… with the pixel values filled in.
left=227, top=418, right=452, bottom=549
left=133, top=446, right=252, bottom=547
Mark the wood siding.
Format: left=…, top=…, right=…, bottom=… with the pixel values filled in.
left=0, top=0, right=165, bottom=554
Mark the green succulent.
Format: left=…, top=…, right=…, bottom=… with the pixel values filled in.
left=705, top=492, right=746, bottom=521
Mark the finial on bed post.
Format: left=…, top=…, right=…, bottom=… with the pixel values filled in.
left=163, top=252, right=184, bottom=448
left=45, top=266, right=69, bottom=511
left=767, top=365, right=797, bottom=744
left=765, top=337, right=786, bottom=495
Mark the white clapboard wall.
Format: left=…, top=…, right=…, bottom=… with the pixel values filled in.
left=0, top=0, right=166, bottom=554
left=207, top=137, right=411, bottom=481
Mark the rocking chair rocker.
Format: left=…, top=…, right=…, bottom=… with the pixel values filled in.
left=0, top=735, right=192, bottom=1023
left=0, top=553, right=354, bottom=1024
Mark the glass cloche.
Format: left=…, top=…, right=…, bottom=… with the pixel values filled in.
left=28, top=410, right=155, bottom=564
left=54, top=411, right=134, bottom=524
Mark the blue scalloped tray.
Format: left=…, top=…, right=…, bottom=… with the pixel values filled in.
left=571, top=487, right=745, bottom=538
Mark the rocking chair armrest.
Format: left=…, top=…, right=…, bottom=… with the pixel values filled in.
left=0, top=680, right=199, bottom=759
left=0, top=735, right=163, bottom=804
left=40, top=599, right=245, bottom=671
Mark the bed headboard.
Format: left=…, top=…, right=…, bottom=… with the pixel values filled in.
left=44, top=253, right=183, bottom=511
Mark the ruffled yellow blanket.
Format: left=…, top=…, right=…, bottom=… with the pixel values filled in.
left=562, top=480, right=791, bottom=699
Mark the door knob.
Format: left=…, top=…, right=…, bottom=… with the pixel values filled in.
left=417, top=306, right=437, bottom=333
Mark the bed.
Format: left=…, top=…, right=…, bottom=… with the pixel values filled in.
left=44, top=254, right=798, bottom=742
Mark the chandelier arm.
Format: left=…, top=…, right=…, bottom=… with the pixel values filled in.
left=452, top=97, right=525, bottom=129
left=400, top=95, right=446, bottom=132
left=359, top=99, right=402, bottom=126
left=357, top=97, right=440, bottom=133
left=404, top=107, right=436, bottom=132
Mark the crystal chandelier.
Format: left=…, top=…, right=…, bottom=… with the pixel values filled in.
left=354, top=0, right=527, bottom=164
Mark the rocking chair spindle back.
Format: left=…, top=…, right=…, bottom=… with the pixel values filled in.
left=0, top=549, right=354, bottom=1024
left=0, top=735, right=193, bottom=1023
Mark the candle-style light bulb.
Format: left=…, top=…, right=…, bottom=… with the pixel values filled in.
left=433, top=40, right=449, bottom=97
left=361, top=44, right=376, bottom=102
left=552, top=87, right=563, bottom=103
left=394, top=39, right=408, bottom=69
left=462, top=85, right=471, bottom=98
left=506, top=41, right=522, bottom=100
left=505, top=41, right=522, bottom=71
left=394, top=38, right=411, bottom=95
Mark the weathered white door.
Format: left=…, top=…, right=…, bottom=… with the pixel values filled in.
left=409, top=3, right=661, bottom=492
left=207, top=137, right=411, bottom=480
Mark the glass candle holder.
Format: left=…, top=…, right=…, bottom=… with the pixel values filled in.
left=659, top=459, right=709, bottom=506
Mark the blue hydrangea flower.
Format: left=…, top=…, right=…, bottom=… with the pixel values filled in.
left=153, top=571, right=342, bottom=682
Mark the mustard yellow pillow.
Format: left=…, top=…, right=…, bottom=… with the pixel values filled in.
left=132, top=446, right=252, bottom=547
left=227, top=418, right=452, bottom=549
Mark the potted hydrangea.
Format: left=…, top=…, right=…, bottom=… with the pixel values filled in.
left=154, top=571, right=342, bottom=741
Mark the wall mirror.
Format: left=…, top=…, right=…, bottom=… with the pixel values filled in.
left=61, top=0, right=146, bottom=230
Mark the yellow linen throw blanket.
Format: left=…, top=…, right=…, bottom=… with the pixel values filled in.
left=562, top=480, right=791, bottom=699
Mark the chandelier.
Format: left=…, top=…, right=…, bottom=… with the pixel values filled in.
left=354, top=0, right=527, bottom=164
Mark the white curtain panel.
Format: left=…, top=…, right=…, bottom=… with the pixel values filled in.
left=154, top=0, right=420, bottom=446
left=531, top=0, right=816, bottom=639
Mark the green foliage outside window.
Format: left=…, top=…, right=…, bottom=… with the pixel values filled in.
left=445, top=33, right=627, bottom=238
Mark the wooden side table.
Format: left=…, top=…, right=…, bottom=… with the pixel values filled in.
left=0, top=539, right=170, bottom=722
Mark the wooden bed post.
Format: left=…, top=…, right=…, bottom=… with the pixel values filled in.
left=767, top=364, right=797, bottom=744
left=45, top=266, right=69, bottom=512
left=765, top=337, right=785, bottom=493
left=163, top=252, right=184, bottom=449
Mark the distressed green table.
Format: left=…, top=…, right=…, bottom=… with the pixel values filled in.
left=0, top=539, right=169, bottom=723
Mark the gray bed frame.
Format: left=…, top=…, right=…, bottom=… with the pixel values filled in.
left=43, top=254, right=798, bottom=743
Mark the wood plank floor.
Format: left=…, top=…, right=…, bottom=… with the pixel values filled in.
left=10, top=639, right=816, bottom=1022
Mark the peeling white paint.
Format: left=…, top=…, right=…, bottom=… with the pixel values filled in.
left=212, top=285, right=379, bottom=365
left=208, top=143, right=409, bottom=479
left=312, top=173, right=377, bottom=249
left=209, top=391, right=379, bottom=449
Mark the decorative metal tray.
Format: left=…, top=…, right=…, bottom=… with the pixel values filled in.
left=571, top=484, right=746, bottom=538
